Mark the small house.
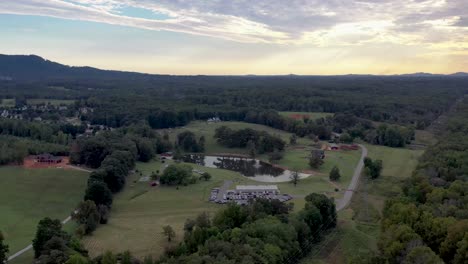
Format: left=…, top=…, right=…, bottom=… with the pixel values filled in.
left=36, top=153, right=62, bottom=163
left=330, top=143, right=339, bottom=150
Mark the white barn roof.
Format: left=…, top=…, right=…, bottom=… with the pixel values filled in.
left=236, top=185, right=278, bottom=191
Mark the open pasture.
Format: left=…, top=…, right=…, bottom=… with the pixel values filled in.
left=0, top=166, right=89, bottom=255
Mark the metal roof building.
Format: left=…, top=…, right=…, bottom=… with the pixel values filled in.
left=235, top=185, right=279, bottom=192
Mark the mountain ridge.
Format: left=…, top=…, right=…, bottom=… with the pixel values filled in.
left=0, top=54, right=467, bottom=80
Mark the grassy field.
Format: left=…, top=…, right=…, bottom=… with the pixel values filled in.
left=161, top=121, right=314, bottom=155
left=82, top=151, right=360, bottom=259
left=82, top=121, right=363, bottom=259
left=279, top=111, right=334, bottom=120
left=26, top=99, right=75, bottom=106
left=0, top=98, right=16, bottom=108
left=0, top=166, right=89, bottom=261
left=300, top=144, right=424, bottom=263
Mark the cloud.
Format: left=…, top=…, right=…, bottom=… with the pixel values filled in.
left=0, top=0, right=467, bottom=48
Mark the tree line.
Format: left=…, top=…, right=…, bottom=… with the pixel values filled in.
left=214, top=126, right=286, bottom=154
left=358, top=98, right=468, bottom=263
left=157, top=193, right=336, bottom=263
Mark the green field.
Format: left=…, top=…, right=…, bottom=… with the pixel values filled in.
left=82, top=120, right=363, bottom=259
left=161, top=121, right=314, bottom=155
left=26, top=99, right=75, bottom=106
left=279, top=111, right=334, bottom=120
left=300, top=144, right=424, bottom=263
left=0, top=167, right=89, bottom=260
left=0, top=98, right=16, bottom=108
left=82, top=157, right=348, bottom=259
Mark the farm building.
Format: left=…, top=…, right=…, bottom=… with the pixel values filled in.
left=210, top=184, right=292, bottom=205
left=36, top=154, right=62, bottom=163
left=160, top=152, right=173, bottom=157
left=236, top=185, right=279, bottom=195
left=207, top=117, right=221, bottom=123
left=330, top=143, right=339, bottom=150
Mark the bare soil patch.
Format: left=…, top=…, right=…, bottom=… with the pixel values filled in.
left=22, top=156, right=70, bottom=169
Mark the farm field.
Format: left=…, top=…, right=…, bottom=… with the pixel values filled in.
left=26, top=99, right=75, bottom=106
left=0, top=166, right=89, bottom=259
left=160, top=121, right=315, bottom=155
left=279, top=111, right=334, bottom=120
left=300, top=144, right=424, bottom=263
left=82, top=148, right=360, bottom=259
left=0, top=98, right=16, bottom=108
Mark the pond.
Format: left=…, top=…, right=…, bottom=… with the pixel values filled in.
left=182, top=154, right=311, bottom=182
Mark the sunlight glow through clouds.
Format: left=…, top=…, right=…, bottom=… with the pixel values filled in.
left=0, top=0, right=467, bottom=74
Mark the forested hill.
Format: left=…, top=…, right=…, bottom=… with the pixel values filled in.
left=1, top=54, right=467, bottom=82
left=0, top=54, right=155, bottom=81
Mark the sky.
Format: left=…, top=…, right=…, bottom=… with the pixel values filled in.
left=0, top=0, right=467, bottom=75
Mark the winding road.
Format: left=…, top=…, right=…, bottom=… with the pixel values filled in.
left=336, top=144, right=368, bottom=211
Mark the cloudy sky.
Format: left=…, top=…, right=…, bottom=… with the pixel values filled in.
left=0, top=0, right=467, bottom=74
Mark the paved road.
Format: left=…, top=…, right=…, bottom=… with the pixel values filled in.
left=336, top=144, right=368, bottom=211
left=7, top=216, right=73, bottom=261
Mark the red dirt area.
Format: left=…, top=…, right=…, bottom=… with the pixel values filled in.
left=22, top=156, right=70, bottom=169
left=288, top=113, right=309, bottom=120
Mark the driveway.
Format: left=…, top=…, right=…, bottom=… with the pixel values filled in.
left=336, top=144, right=368, bottom=211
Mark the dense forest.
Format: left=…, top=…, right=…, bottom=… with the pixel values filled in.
left=2, top=55, right=467, bottom=131
left=156, top=193, right=337, bottom=263
left=359, top=97, right=468, bottom=264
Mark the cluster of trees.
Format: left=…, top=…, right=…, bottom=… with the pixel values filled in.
left=0, top=118, right=76, bottom=164
left=0, top=231, right=8, bottom=263
left=364, top=124, right=414, bottom=147
left=0, top=118, right=78, bottom=145
left=0, top=135, right=69, bottom=165
left=71, top=125, right=172, bottom=168
left=0, top=137, right=27, bottom=165
left=176, top=131, right=204, bottom=153
left=32, top=217, right=89, bottom=263
left=329, top=166, right=341, bottom=181
left=214, top=126, right=286, bottom=154
left=68, top=128, right=165, bottom=237
left=76, top=145, right=136, bottom=235
left=366, top=99, right=468, bottom=263
left=159, top=164, right=212, bottom=186
left=160, top=164, right=197, bottom=186
left=157, top=194, right=336, bottom=263
left=364, top=157, right=383, bottom=179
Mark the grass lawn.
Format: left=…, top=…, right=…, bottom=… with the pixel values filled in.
left=279, top=112, right=334, bottom=120
left=160, top=121, right=307, bottom=156
left=82, top=122, right=363, bottom=259
left=0, top=98, right=16, bottom=108
left=0, top=166, right=89, bottom=261
left=26, top=99, right=75, bottom=106
left=300, top=144, right=424, bottom=263
left=82, top=155, right=350, bottom=259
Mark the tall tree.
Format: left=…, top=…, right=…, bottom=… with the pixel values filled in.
left=0, top=231, right=9, bottom=264
left=329, top=166, right=341, bottom=181
left=32, top=218, right=67, bottom=258
left=72, top=200, right=101, bottom=235
left=162, top=225, right=176, bottom=242
left=290, top=169, right=300, bottom=187
left=84, top=181, right=113, bottom=207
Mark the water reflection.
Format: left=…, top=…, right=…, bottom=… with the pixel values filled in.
left=182, top=154, right=309, bottom=182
